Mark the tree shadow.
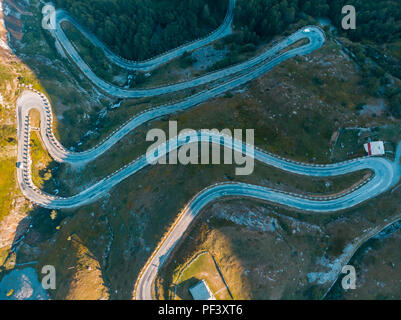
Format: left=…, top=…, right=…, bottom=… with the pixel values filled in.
left=173, top=276, right=199, bottom=300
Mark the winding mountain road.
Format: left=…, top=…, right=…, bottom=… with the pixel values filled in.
left=52, top=0, right=326, bottom=99
left=15, top=0, right=401, bottom=300
left=56, top=0, right=236, bottom=72
left=23, top=26, right=325, bottom=165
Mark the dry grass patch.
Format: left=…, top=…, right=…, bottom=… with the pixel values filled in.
left=172, top=251, right=232, bottom=300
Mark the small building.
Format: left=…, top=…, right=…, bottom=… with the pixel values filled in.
left=364, top=141, right=385, bottom=156
left=189, top=280, right=216, bottom=300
